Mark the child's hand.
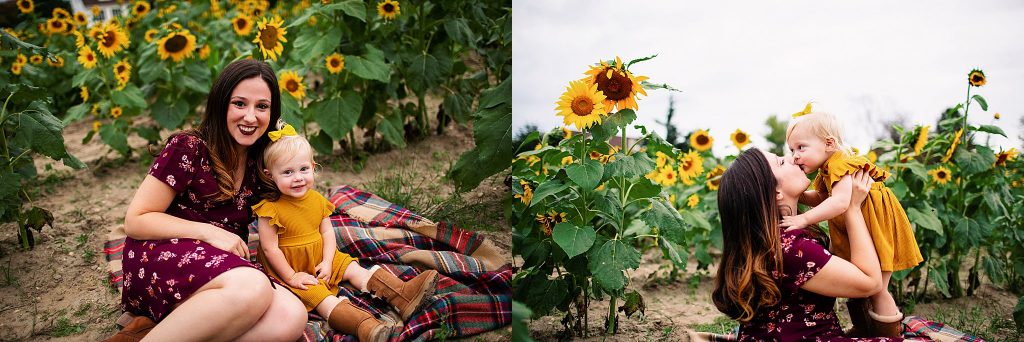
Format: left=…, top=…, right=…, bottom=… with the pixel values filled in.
left=779, top=214, right=809, bottom=231
left=314, top=259, right=333, bottom=281
left=286, top=272, right=319, bottom=290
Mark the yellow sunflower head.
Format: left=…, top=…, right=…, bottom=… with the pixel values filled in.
left=73, top=12, right=88, bottom=27
left=995, top=148, right=1018, bottom=167
left=560, top=156, right=573, bottom=166
left=278, top=70, right=306, bottom=100
left=29, top=54, right=43, bottom=64
left=113, top=59, right=131, bottom=82
left=90, top=5, right=100, bottom=17
left=47, top=55, right=64, bottom=68
left=80, top=86, right=89, bottom=102
left=77, top=46, right=98, bottom=69
left=92, top=120, right=101, bottom=133
left=144, top=29, right=158, bottom=43
left=377, top=0, right=401, bottom=21
left=706, top=165, right=726, bottom=191
left=514, top=179, right=533, bottom=205
left=253, top=16, right=288, bottom=61
left=199, top=44, right=210, bottom=60
left=928, top=166, right=952, bottom=185
left=730, top=129, right=750, bottom=149
left=968, top=69, right=986, bottom=87
left=561, top=126, right=573, bottom=140
left=913, top=125, right=930, bottom=156
left=687, top=194, right=700, bottom=208
left=325, top=53, right=345, bottom=74
left=52, top=7, right=70, bottom=19
left=47, top=18, right=70, bottom=35
left=157, top=30, right=197, bottom=62
left=678, top=150, right=705, bottom=181
left=10, top=63, right=22, bottom=75
left=690, top=129, right=713, bottom=152
left=132, top=1, right=151, bottom=17
left=16, top=54, right=27, bottom=65
left=583, top=56, right=649, bottom=112
left=941, top=128, right=964, bottom=163
left=555, top=79, right=609, bottom=130
left=111, top=106, right=123, bottom=119
left=233, top=14, right=253, bottom=36
left=17, top=0, right=33, bottom=14
left=657, top=166, right=679, bottom=186
left=994, top=113, right=1001, bottom=120
left=96, top=22, right=131, bottom=58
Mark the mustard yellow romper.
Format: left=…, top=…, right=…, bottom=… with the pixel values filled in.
left=253, top=190, right=358, bottom=311
left=813, top=151, right=923, bottom=272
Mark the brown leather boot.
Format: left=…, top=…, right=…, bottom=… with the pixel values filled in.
left=844, top=298, right=872, bottom=337
left=328, top=299, right=401, bottom=342
left=102, top=315, right=156, bottom=342
left=868, top=309, right=904, bottom=338
left=366, top=268, right=439, bottom=321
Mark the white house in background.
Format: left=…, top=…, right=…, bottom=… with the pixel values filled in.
left=69, top=0, right=128, bottom=24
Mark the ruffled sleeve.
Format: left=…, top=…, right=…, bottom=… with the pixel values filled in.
left=781, top=231, right=833, bottom=290
left=822, top=153, right=890, bottom=190
left=313, top=191, right=337, bottom=218
left=148, top=134, right=203, bottom=193
left=252, top=199, right=284, bottom=233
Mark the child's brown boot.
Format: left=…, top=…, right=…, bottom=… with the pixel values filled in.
left=328, top=299, right=401, bottom=342
left=366, top=268, right=439, bottom=321
left=102, top=315, right=156, bottom=342
left=844, top=298, right=873, bottom=337
left=867, top=309, right=904, bottom=338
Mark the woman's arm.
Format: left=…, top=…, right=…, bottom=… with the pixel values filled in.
left=780, top=175, right=853, bottom=229
left=315, top=218, right=337, bottom=280
left=799, top=189, right=827, bottom=206
left=801, top=171, right=883, bottom=298
left=124, top=175, right=249, bottom=258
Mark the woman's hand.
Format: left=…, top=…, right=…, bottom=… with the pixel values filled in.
left=287, top=272, right=319, bottom=290
left=314, top=259, right=333, bottom=281
left=200, top=225, right=250, bottom=259
left=848, top=170, right=873, bottom=208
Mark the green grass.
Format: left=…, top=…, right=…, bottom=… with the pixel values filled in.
left=49, top=317, right=84, bottom=337
left=687, top=315, right=738, bottom=335
left=923, top=305, right=1022, bottom=341
left=2, top=259, right=16, bottom=287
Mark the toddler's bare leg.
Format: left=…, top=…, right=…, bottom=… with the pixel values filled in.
left=315, top=295, right=344, bottom=319
left=869, top=271, right=900, bottom=316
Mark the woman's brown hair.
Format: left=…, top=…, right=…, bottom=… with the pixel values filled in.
left=166, top=59, right=281, bottom=202
left=711, top=148, right=784, bottom=323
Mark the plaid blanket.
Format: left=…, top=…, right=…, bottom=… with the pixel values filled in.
left=684, top=316, right=985, bottom=341
left=105, top=185, right=512, bottom=341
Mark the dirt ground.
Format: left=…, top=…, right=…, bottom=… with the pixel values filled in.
left=0, top=116, right=512, bottom=341
left=526, top=248, right=1021, bottom=341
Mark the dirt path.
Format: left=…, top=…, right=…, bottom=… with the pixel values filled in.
left=0, top=118, right=511, bottom=341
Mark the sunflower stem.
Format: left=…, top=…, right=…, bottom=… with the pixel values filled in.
left=620, top=125, right=628, bottom=155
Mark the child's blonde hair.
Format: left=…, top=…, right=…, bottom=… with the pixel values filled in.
left=258, top=134, right=316, bottom=201
left=785, top=112, right=853, bottom=154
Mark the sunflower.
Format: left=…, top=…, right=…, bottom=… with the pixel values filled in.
left=995, top=148, right=1018, bottom=167
left=278, top=70, right=305, bottom=100
left=10, top=63, right=22, bottom=75
left=96, top=22, right=130, bottom=58
left=253, top=16, right=288, bottom=61
left=52, top=7, right=70, bottom=19
left=730, top=129, right=750, bottom=149
left=47, top=18, right=69, bottom=35
left=867, top=151, right=877, bottom=164
left=913, top=125, right=930, bottom=156
left=91, top=5, right=100, bottom=17
left=690, top=129, right=713, bottom=152
left=561, top=126, right=573, bottom=140
left=80, top=86, right=89, bottom=102
left=687, top=194, right=700, bottom=209
left=583, top=56, right=649, bottom=112
left=132, top=1, right=151, bottom=17
left=198, top=44, right=210, bottom=59
left=647, top=165, right=678, bottom=187
left=17, top=0, right=33, bottom=14
left=77, top=46, right=98, bottom=69
left=968, top=69, right=986, bottom=87
left=325, top=53, right=345, bottom=74
left=73, top=12, right=88, bottom=27
left=994, top=113, right=1001, bottom=120
left=73, top=30, right=86, bottom=48
left=47, top=55, right=64, bottom=68
left=111, top=106, right=123, bottom=119
left=232, top=14, right=253, bottom=36
left=144, top=29, right=158, bottom=43
left=16, top=54, right=27, bottom=65
left=678, top=150, right=705, bottom=184
left=928, top=166, right=952, bottom=185
left=156, top=30, right=197, bottom=62
left=377, top=0, right=401, bottom=21
left=941, top=128, right=964, bottom=163
left=514, top=180, right=533, bottom=205
left=535, top=210, right=566, bottom=237
left=655, top=151, right=671, bottom=168
left=113, top=59, right=131, bottom=87
left=29, top=54, right=42, bottom=64
left=555, top=79, right=609, bottom=130
left=88, top=24, right=105, bottom=42
left=706, top=165, right=726, bottom=191
left=92, top=120, right=101, bottom=133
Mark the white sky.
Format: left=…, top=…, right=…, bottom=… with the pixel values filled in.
left=513, top=1, right=1024, bottom=155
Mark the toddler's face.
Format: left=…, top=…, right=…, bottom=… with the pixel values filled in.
left=787, top=125, right=831, bottom=174
left=267, top=149, right=315, bottom=198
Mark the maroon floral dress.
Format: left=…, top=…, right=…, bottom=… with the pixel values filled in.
left=121, top=134, right=269, bottom=322
left=738, top=229, right=903, bottom=341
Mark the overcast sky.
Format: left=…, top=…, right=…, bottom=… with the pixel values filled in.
left=513, top=1, right=1024, bottom=156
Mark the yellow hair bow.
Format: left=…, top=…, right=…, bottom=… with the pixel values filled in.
left=268, top=124, right=297, bottom=142
left=792, top=102, right=813, bottom=118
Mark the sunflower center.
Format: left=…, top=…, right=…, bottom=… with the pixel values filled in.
left=117, top=65, right=126, bottom=73
left=136, top=4, right=146, bottom=12
left=330, top=58, right=341, bottom=68
left=260, top=27, right=279, bottom=49
left=286, top=79, right=299, bottom=92
left=972, top=75, right=983, bottom=82
left=595, top=68, right=632, bottom=101
left=938, top=171, right=947, bottom=178
left=87, top=53, right=95, bottom=61
left=237, top=18, right=248, bottom=28
left=102, top=31, right=117, bottom=47
left=570, top=96, right=594, bottom=116
left=681, top=159, right=693, bottom=171
left=696, top=135, right=709, bottom=146
left=383, top=4, right=395, bottom=12
left=736, top=133, right=747, bottom=142
left=162, top=35, right=186, bottom=54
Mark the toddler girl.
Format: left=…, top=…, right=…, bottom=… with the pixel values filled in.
left=254, top=124, right=439, bottom=342
left=781, top=111, right=922, bottom=338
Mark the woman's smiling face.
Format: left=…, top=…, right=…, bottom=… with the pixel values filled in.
left=762, top=150, right=810, bottom=200
left=226, top=76, right=272, bottom=148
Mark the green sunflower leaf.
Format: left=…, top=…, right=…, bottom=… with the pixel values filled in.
left=312, top=92, right=361, bottom=142
left=552, top=222, right=596, bottom=259
left=565, top=158, right=602, bottom=191
left=971, top=94, right=988, bottom=111
left=588, top=238, right=641, bottom=291
left=347, top=45, right=390, bottom=83
left=976, top=124, right=1006, bottom=137
left=152, top=98, right=189, bottom=129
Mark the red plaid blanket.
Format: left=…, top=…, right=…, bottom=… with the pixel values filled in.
left=684, top=315, right=985, bottom=341
left=105, top=185, right=512, bottom=341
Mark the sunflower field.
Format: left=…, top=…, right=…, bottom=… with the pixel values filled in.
left=1, top=1, right=511, bottom=249
left=511, top=59, right=1024, bottom=338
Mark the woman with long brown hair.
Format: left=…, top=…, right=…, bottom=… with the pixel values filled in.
left=712, top=148, right=895, bottom=341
